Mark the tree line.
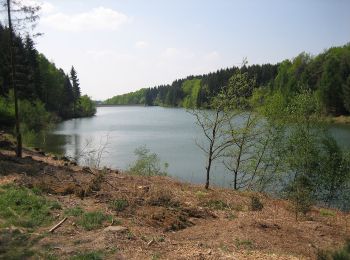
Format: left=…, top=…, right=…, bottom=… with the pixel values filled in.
left=0, top=23, right=96, bottom=126
left=192, top=66, right=350, bottom=215
left=105, top=43, right=350, bottom=116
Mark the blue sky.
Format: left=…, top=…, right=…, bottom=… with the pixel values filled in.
left=16, top=0, right=350, bottom=99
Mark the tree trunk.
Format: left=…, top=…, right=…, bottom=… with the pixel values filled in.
left=205, top=160, right=211, bottom=189
left=7, top=0, right=22, bottom=157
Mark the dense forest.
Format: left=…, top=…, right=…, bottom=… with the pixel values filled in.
left=0, top=23, right=96, bottom=130
left=105, top=44, right=350, bottom=115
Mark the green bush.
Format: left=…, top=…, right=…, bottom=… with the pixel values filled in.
left=129, top=146, right=168, bottom=176
left=0, top=96, right=15, bottom=126
left=77, top=95, right=97, bottom=117
left=109, top=199, right=129, bottom=212
left=19, top=99, right=52, bottom=132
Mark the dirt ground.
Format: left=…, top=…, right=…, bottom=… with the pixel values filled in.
left=0, top=136, right=349, bottom=259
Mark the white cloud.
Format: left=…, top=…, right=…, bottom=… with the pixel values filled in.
left=135, top=41, right=148, bottom=49
left=42, top=7, right=130, bottom=32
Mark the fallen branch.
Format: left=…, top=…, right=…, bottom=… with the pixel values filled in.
left=49, top=217, right=67, bottom=233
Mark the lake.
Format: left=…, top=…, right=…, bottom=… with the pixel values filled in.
left=37, top=106, right=350, bottom=188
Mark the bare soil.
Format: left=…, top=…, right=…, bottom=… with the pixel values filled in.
left=0, top=134, right=349, bottom=259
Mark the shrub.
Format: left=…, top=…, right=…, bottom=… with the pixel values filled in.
left=319, top=209, right=336, bottom=217
left=110, top=199, right=129, bottom=212
left=147, top=188, right=179, bottom=208
left=78, top=211, right=110, bottom=230
left=65, top=207, right=84, bottom=217
left=204, top=200, right=229, bottom=210
left=129, top=146, right=168, bottom=176
left=317, top=239, right=350, bottom=260
left=251, top=196, right=264, bottom=211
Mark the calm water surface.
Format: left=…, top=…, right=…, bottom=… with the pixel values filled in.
left=39, top=106, right=350, bottom=188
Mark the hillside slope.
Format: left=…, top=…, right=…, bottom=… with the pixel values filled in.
left=0, top=134, right=349, bottom=259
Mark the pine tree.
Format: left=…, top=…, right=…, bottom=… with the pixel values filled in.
left=70, top=66, right=81, bottom=117
left=343, top=76, right=350, bottom=113
left=4, top=0, right=40, bottom=157
left=61, top=74, right=74, bottom=118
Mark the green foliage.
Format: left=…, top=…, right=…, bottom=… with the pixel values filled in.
left=78, top=211, right=110, bottom=231
left=19, top=99, right=52, bottom=132
left=182, top=79, right=202, bottom=108
left=0, top=24, right=96, bottom=128
left=104, top=89, right=147, bottom=105
left=317, top=239, right=350, bottom=260
left=0, top=229, right=35, bottom=259
left=78, top=95, right=97, bottom=117
left=128, top=145, right=168, bottom=176
left=319, top=209, right=336, bottom=217
left=70, top=251, right=103, bottom=260
left=0, top=95, right=15, bottom=126
left=0, top=185, right=58, bottom=228
left=64, top=207, right=84, bottom=217
left=204, top=200, right=229, bottom=210
left=109, top=199, right=129, bottom=212
left=104, top=44, right=350, bottom=117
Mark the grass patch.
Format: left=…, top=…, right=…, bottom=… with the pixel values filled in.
left=78, top=211, right=111, bottom=231
left=0, top=185, right=59, bottom=228
left=204, top=199, right=229, bottom=210
left=195, top=191, right=208, bottom=198
left=319, top=208, right=336, bottom=217
left=65, top=207, right=84, bottom=217
left=0, top=229, right=35, bottom=259
left=70, top=250, right=103, bottom=260
left=235, top=238, right=254, bottom=250
left=317, top=239, right=350, bottom=260
left=109, top=199, right=129, bottom=212
left=226, top=212, right=237, bottom=220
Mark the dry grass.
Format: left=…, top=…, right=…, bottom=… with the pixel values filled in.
left=1, top=143, right=350, bottom=259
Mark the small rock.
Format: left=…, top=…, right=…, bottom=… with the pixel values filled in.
left=103, top=226, right=128, bottom=233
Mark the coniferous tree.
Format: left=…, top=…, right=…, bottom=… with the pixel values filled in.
left=3, top=0, right=40, bottom=157
left=70, top=66, right=81, bottom=117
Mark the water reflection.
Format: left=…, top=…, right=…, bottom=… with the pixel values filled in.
left=37, top=107, right=350, bottom=190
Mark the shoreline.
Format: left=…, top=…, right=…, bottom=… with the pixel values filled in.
left=1, top=132, right=350, bottom=259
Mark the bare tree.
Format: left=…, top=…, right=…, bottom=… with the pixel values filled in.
left=3, top=0, right=40, bottom=157
left=189, top=92, right=233, bottom=189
